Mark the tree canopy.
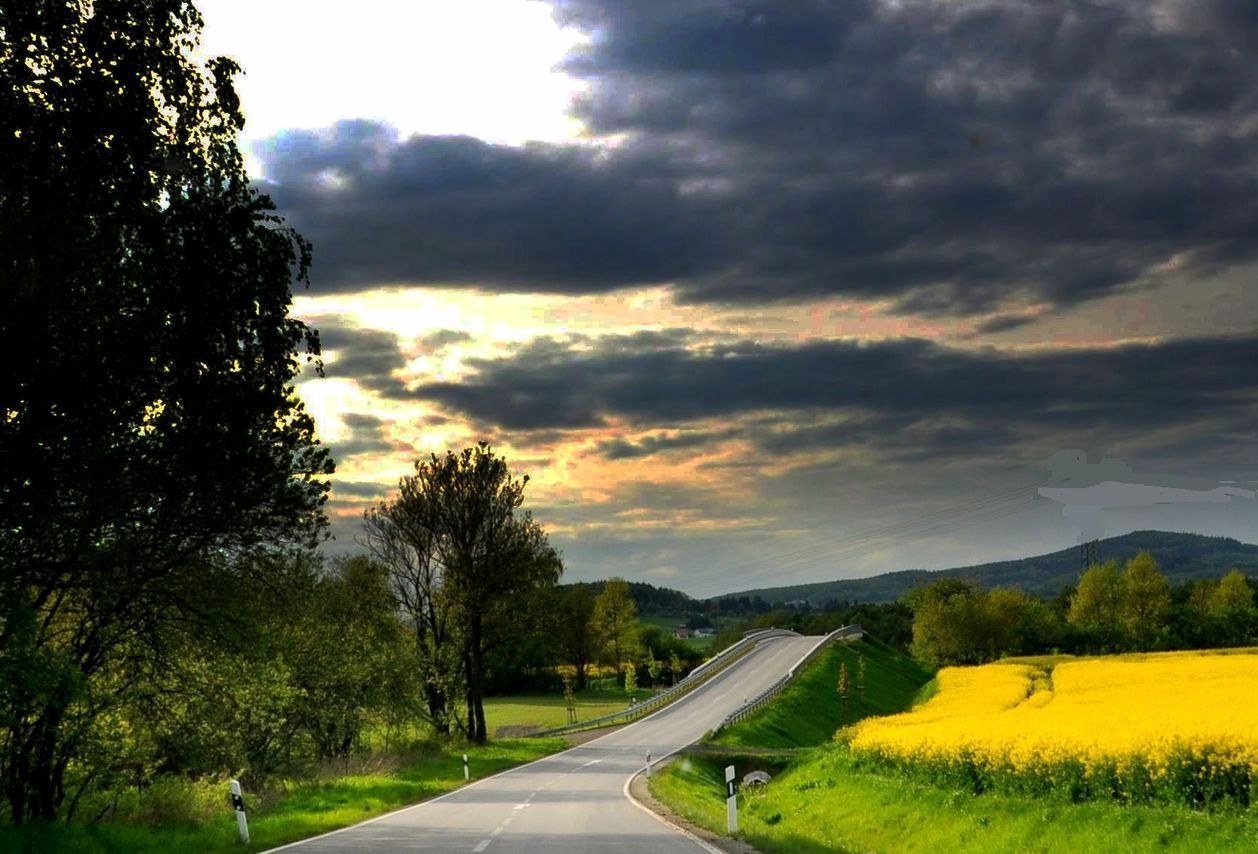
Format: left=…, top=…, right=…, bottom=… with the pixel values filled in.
left=0, top=0, right=331, bottom=822
left=363, top=443, right=562, bottom=743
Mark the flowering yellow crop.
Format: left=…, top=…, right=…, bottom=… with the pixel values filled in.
left=846, top=649, right=1258, bottom=792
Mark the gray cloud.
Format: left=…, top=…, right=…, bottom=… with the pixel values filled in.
left=403, top=331, right=1258, bottom=467
left=311, top=316, right=413, bottom=397
left=597, top=427, right=746, bottom=460
left=254, top=2, right=1258, bottom=318
left=420, top=329, right=473, bottom=352
left=330, top=481, right=390, bottom=500
left=256, top=125, right=716, bottom=295
left=328, top=412, right=397, bottom=459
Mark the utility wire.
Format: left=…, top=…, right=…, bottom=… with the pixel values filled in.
left=683, top=481, right=1041, bottom=586
left=689, top=488, right=1050, bottom=596
left=707, top=495, right=1049, bottom=594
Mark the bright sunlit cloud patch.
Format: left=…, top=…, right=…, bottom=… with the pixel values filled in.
left=195, top=0, right=589, bottom=171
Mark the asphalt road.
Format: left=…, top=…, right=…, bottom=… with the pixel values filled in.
left=270, top=633, right=821, bottom=853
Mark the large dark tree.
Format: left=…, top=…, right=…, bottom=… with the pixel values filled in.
left=371, top=444, right=562, bottom=743
left=0, top=0, right=332, bottom=821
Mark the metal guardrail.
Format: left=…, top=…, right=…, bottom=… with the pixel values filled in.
left=710, top=624, right=864, bottom=734
left=529, top=627, right=802, bottom=738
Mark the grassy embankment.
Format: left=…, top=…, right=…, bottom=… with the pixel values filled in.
left=1, top=685, right=642, bottom=854
left=650, top=638, right=1258, bottom=853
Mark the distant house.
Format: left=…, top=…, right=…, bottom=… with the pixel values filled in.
left=672, top=625, right=692, bottom=639
left=693, top=627, right=716, bottom=638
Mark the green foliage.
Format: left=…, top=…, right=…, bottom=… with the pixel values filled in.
left=0, top=740, right=561, bottom=853
left=594, top=578, right=640, bottom=681
left=554, top=585, right=598, bottom=689
left=635, top=623, right=701, bottom=671
left=624, top=663, right=638, bottom=697
left=362, top=443, right=562, bottom=743
left=0, top=0, right=331, bottom=822
left=139, top=554, right=420, bottom=788
left=908, top=579, right=998, bottom=666
left=848, top=744, right=1256, bottom=810
left=1122, top=551, right=1172, bottom=650
left=1213, top=570, right=1255, bottom=615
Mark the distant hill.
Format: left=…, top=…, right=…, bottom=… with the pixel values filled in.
left=717, top=530, right=1258, bottom=606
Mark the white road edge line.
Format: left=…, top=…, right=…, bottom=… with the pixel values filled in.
left=259, top=636, right=803, bottom=853
left=473, top=840, right=490, bottom=852
left=622, top=632, right=835, bottom=854
left=623, top=760, right=726, bottom=854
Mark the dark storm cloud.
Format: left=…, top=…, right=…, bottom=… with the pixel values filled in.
left=255, top=123, right=716, bottom=294
left=554, top=0, right=1258, bottom=311
left=407, top=331, right=1258, bottom=463
left=257, top=1, right=1258, bottom=317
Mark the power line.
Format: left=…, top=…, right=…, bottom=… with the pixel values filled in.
left=684, top=481, right=1037, bottom=583
left=703, top=494, right=1048, bottom=594
left=684, top=481, right=1041, bottom=587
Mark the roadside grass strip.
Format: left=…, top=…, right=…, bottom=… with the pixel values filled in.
left=651, top=747, right=1258, bottom=854
left=0, top=739, right=563, bottom=854
left=711, top=637, right=933, bottom=750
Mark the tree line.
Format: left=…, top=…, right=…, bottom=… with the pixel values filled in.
left=905, top=551, right=1257, bottom=667
left=699, top=553, right=1258, bottom=671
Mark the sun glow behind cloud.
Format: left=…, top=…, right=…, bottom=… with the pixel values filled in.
left=196, top=0, right=590, bottom=172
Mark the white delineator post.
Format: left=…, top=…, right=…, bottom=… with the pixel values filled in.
left=463, top=753, right=470, bottom=782
left=725, top=764, right=738, bottom=833
left=229, top=779, right=249, bottom=843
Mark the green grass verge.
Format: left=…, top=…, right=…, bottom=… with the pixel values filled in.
left=0, top=738, right=564, bottom=854
left=651, top=747, right=1258, bottom=854
left=710, top=638, right=933, bottom=749
left=484, top=685, right=654, bottom=733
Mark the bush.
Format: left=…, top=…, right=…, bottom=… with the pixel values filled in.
left=845, top=744, right=1254, bottom=810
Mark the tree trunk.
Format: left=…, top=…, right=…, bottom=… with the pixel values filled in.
left=574, top=661, right=587, bottom=690
left=468, top=617, right=487, bottom=744
left=5, top=707, right=69, bottom=823
left=463, top=651, right=475, bottom=739
left=425, top=685, right=450, bottom=736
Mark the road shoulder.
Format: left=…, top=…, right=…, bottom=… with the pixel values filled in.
left=628, top=757, right=762, bottom=854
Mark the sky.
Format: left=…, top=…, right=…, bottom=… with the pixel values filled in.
left=195, top=0, right=1258, bottom=598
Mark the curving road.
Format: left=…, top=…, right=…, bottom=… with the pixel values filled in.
left=269, top=634, right=821, bottom=853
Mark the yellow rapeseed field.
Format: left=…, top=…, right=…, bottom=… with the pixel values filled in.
left=846, top=649, right=1258, bottom=784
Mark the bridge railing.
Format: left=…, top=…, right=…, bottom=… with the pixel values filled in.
left=529, top=627, right=801, bottom=738
left=709, top=624, right=864, bottom=734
